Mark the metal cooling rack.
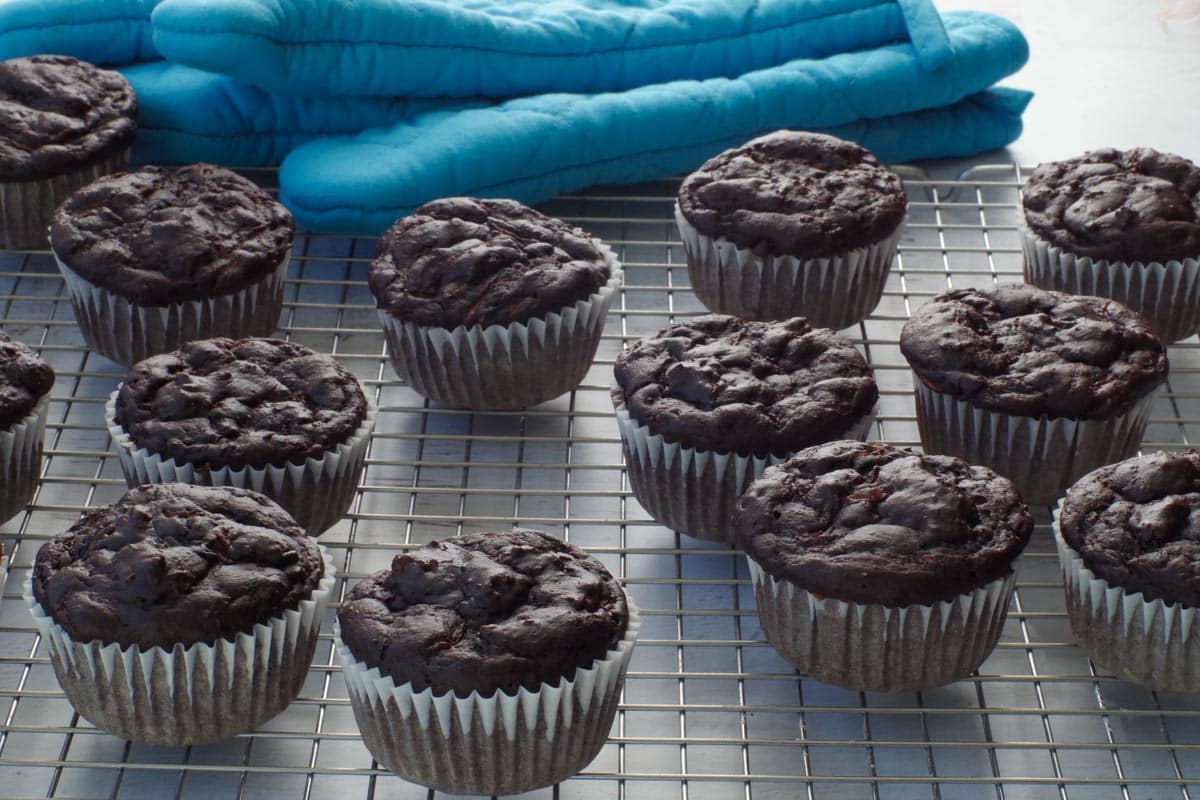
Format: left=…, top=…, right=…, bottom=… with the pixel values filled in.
left=3, top=164, right=1200, bottom=800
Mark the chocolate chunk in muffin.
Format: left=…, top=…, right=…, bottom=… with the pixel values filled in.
left=0, top=55, right=136, bottom=181
left=900, top=284, right=1167, bottom=420
left=613, top=314, right=877, bottom=457
left=370, top=197, right=611, bottom=329
left=677, top=131, right=907, bottom=258
left=1022, top=148, right=1200, bottom=264
left=50, top=163, right=295, bottom=306
left=739, top=440, right=1033, bottom=607
left=0, top=332, right=54, bottom=430
left=338, top=529, right=628, bottom=697
left=113, top=338, right=368, bottom=470
left=32, top=483, right=324, bottom=649
left=1059, top=451, right=1200, bottom=606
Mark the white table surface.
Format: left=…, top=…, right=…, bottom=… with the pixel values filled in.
left=923, top=0, right=1200, bottom=175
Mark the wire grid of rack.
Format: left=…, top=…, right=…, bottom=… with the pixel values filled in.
left=2, top=163, right=1200, bottom=800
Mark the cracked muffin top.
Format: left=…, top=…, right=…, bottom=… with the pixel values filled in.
left=51, top=164, right=294, bottom=305
left=613, top=314, right=877, bottom=457
left=113, top=338, right=368, bottom=470
left=338, top=529, right=629, bottom=697
left=739, top=440, right=1032, bottom=607
left=33, top=483, right=324, bottom=649
left=0, top=332, right=54, bottom=430
left=370, top=197, right=612, bottom=329
left=0, top=55, right=136, bottom=181
left=1059, top=450, right=1200, bottom=606
left=677, top=130, right=907, bottom=257
left=1022, top=147, right=1200, bottom=264
left=901, top=284, right=1167, bottom=419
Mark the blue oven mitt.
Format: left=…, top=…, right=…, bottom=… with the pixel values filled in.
left=149, top=0, right=954, bottom=98
left=0, top=0, right=159, bottom=65
left=118, top=57, right=1023, bottom=183
left=278, top=11, right=1029, bottom=234
left=122, top=62, right=482, bottom=166
left=2, top=1, right=1029, bottom=240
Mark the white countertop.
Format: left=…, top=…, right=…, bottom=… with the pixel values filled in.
left=924, top=0, right=1200, bottom=174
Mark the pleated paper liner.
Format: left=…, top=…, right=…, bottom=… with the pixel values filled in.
left=1021, top=219, right=1200, bottom=344
left=747, top=558, right=1016, bottom=692
left=105, top=393, right=376, bottom=536
left=53, top=251, right=288, bottom=367
left=912, top=378, right=1155, bottom=506
left=1053, top=503, right=1200, bottom=692
left=378, top=247, right=622, bottom=410
left=336, top=598, right=641, bottom=796
left=1, top=150, right=129, bottom=250
left=0, top=393, right=49, bottom=525
left=676, top=204, right=903, bottom=330
left=613, top=400, right=875, bottom=544
left=25, top=546, right=336, bottom=746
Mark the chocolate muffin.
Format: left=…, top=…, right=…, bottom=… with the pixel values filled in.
left=370, top=197, right=621, bottom=409
left=371, top=197, right=611, bottom=329
left=336, top=529, right=639, bottom=795
left=612, top=314, right=877, bottom=543
left=106, top=338, right=374, bottom=535
left=1021, top=148, right=1200, bottom=342
left=739, top=440, right=1032, bottom=691
left=1055, top=451, right=1200, bottom=690
left=0, top=332, right=54, bottom=524
left=676, top=130, right=906, bottom=328
left=901, top=284, right=1167, bottom=505
left=0, top=55, right=136, bottom=249
left=26, top=483, right=335, bottom=745
left=49, top=163, right=294, bottom=365
left=0, top=333, right=54, bottom=433
left=340, top=529, right=629, bottom=697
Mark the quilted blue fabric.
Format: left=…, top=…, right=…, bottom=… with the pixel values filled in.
left=1, top=1, right=1029, bottom=241
left=122, top=62, right=478, bottom=166
left=125, top=78, right=1018, bottom=176
left=279, top=11, right=1030, bottom=235
left=0, top=0, right=159, bottom=65
left=150, top=0, right=951, bottom=98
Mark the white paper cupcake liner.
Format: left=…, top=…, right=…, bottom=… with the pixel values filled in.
left=105, top=392, right=376, bottom=536
left=676, top=205, right=903, bottom=330
left=1052, top=505, right=1200, bottom=692
left=747, top=558, right=1016, bottom=692
left=613, top=399, right=875, bottom=545
left=912, top=378, right=1155, bottom=506
left=53, top=250, right=288, bottom=367
left=0, top=394, right=49, bottom=525
left=0, top=150, right=130, bottom=250
left=337, top=597, right=640, bottom=795
left=25, top=546, right=336, bottom=746
left=380, top=247, right=622, bottom=410
left=1021, top=220, right=1200, bottom=344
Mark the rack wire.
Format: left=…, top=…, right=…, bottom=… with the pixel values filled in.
left=2, top=164, right=1200, bottom=800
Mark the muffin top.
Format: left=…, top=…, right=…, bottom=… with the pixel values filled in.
left=739, top=440, right=1032, bottom=606
left=900, top=284, right=1167, bottom=420
left=50, top=164, right=295, bottom=305
left=32, top=483, right=325, bottom=649
left=613, top=314, right=877, bottom=458
left=1022, top=148, right=1200, bottom=263
left=113, top=338, right=368, bottom=470
left=0, top=332, right=54, bottom=430
left=677, top=130, right=907, bottom=258
left=338, top=529, right=629, bottom=698
left=1059, top=451, right=1200, bottom=606
left=370, top=197, right=612, bottom=329
left=0, top=55, right=137, bottom=181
